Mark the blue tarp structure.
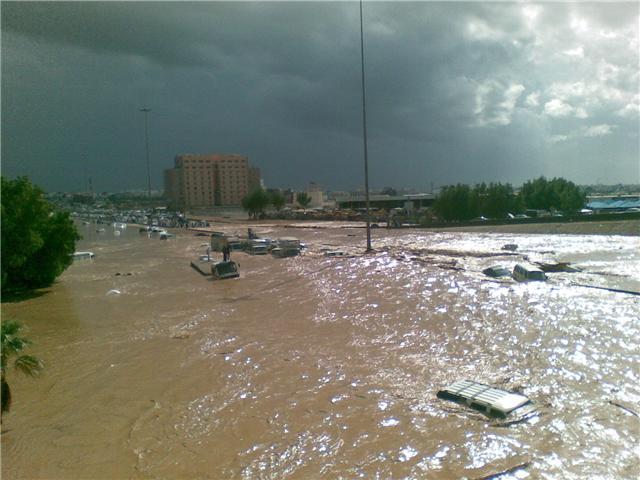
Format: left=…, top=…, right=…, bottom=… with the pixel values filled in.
left=587, top=198, right=640, bottom=210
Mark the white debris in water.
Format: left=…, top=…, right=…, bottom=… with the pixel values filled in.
left=398, top=445, right=419, bottom=462
left=380, top=417, right=400, bottom=427
left=106, top=289, right=121, bottom=295
left=330, top=394, right=348, bottom=404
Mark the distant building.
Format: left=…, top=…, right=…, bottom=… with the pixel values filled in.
left=306, top=182, right=324, bottom=208
left=248, top=166, right=262, bottom=192
left=164, top=154, right=261, bottom=209
left=267, top=188, right=294, bottom=205
left=164, top=168, right=179, bottom=203
left=335, top=193, right=436, bottom=210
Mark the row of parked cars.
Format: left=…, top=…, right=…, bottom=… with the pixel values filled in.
left=204, top=232, right=304, bottom=280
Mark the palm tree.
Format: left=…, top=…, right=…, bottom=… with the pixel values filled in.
left=1, top=319, right=43, bottom=417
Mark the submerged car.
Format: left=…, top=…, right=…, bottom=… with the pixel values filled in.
left=211, top=260, right=239, bottom=279
left=482, top=265, right=511, bottom=278
left=271, top=237, right=301, bottom=258
left=71, top=251, right=95, bottom=261
left=513, top=263, right=546, bottom=282
left=245, top=238, right=269, bottom=255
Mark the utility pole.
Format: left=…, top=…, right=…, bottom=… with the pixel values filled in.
left=140, top=107, right=152, bottom=197
left=359, top=0, right=372, bottom=252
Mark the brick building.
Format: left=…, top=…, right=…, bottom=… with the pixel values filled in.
left=164, top=154, right=260, bottom=209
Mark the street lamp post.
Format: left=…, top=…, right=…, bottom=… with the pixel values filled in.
left=140, top=107, right=151, bottom=197
left=359, top=0, right=372, bottom=252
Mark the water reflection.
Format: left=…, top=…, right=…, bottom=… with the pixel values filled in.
left=1, top=225, right=639, bottom=479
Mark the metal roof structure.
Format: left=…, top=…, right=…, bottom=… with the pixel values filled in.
left=586, top=198, right=640, bottom=210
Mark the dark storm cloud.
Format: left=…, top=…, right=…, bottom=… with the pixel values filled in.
left=2, top=2, right=225, bottom=67
left=2, top=1, right=638, bottom=192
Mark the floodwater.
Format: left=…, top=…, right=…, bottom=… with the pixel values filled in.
left=2, top=222, right=639, bottom=479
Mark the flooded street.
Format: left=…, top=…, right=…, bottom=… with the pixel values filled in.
left=2, top=222, right=639, bottom=479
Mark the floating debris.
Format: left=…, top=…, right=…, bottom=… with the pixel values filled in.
left=535, top=261, right=581, bottom=273
left=437, top=380, right=531, bottom=418
left=609, top=400, right=639, bottom=417
left=171, top=331, right=191, bottom=340
left=572, top=283, right=640, bottom=296
left=501, top=244, right=518, bottom=251
left=473, top=460, right=532, bottom=480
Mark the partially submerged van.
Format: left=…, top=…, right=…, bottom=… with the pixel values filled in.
left=71, top=251, right=95, bottom=261
left=513, top=263, right=546, bottom=282
left=245, top=238, right=269, bottom=255
left=271, top=237, right=301, bottom=258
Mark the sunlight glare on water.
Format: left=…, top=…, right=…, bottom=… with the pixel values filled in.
left=1, top=223, right=639, bottom=479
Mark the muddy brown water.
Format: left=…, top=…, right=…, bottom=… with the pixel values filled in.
left=2, top=222, right=639, bottom=479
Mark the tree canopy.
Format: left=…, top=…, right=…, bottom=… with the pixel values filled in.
left=520, top=176, right=585, bottom=213
left=433, top=184, right=479, bottom=221
left=1, top=176, right=79, bottom=293
left=269, top=190, right=286, bottom=211
left=477, top=182, right=523, bottom=219
left=433, top=177, right=584, bottom=222
left=1, top=319, right=43, bottom=415
left=296, top=192, right=312, bottom=209
left=241, top=188, right=270, bottom=219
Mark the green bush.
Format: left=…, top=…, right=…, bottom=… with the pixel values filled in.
left=1, top=177, right=79, bottom=293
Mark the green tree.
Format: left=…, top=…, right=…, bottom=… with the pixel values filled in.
left=296, top=192, right=312, bottom=209
left=1, top=320, right=43, bottom=416
left=479, top=182, right=522, bottom=218
left=433, top=184, right=478, bottom=221
left=241, top=188, right=270, bottom=219
left=1, top=177, right=80, bottom=293
left=269, top=190, right=286, bottom=211
left=519, top=176, right=585, bottom=213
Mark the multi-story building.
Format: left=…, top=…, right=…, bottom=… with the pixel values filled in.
left=248, top=166, right=262, bottom=192
left=306, top=181, right=325, bottom=208
left=164, top=154, right=259, bottom=209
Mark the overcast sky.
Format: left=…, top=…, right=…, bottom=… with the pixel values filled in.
left=2, top=1, right=639, bottom=193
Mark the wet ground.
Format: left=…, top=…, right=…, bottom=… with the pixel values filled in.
left=2, top=222, right=639, bottom=479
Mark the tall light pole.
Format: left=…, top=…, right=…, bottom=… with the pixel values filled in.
left=140, top=107, right=152, bottom=197
left=359, top=0, right=372, bottom=252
